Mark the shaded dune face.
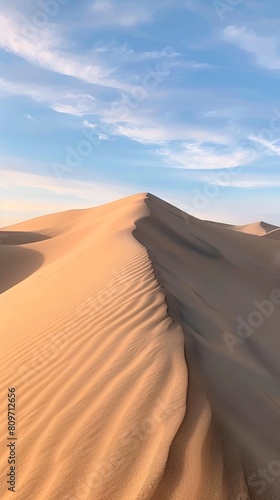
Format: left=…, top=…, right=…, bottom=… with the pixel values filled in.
left=134, top=193, right=280, bottom=500
left=0, top=231, right=51, bottom=245
left=264, top=228, right=280, bottom=241
left=0, top=245, right=44, bottom=293
left=0, top=231, right=50, bottom=292
left=258, top=221, right=279, bottom=234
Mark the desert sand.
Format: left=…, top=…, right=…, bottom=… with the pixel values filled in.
left=0, top=193, right=279, bottom=499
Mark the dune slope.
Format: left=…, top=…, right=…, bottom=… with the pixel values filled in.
left=0, top=194, right=187, bottom=500
left=134, top=193, right=280, bottom=500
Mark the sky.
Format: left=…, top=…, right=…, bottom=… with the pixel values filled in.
left=1, top=0, right=280, bottom=226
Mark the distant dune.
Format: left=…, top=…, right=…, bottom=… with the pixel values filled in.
left=0, top=193, right=279, bottom=499
left=204, top=219, right=279, bottom=236
left=232, top=221, right=279, bottom=236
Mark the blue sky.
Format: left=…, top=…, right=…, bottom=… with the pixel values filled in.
left=1, top=0, right=280, bottom=226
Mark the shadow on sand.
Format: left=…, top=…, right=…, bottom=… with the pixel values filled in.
left=0, top=246, right=45, bottom=293
left=0, top=231, right=51, bottom=245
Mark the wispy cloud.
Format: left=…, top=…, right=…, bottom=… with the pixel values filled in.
left=249, top=135, right=280, bottom=156
left=223, top=25, right=280, bottom=70
left=0, top=77, right=97, bottom=116
left=90, top=1, right=152, bottom=27
left=91, top=42, right=208, bottom=70
left=0, top=11, right=130, bottom=91
left=158, top=142, right=256, bottom=169
left=93, top=43, right=180, bottom=61
left=2, top=75, right=225, bottom=150
left=83, top=120, right=108, bottom=140
left=102, top=119, right=232, bottom=145
left=51, top=94, right=97, bottom=116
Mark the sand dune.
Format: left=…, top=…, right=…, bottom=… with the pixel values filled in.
left=232, top=221, right=279, bottom=236
left=0, top=193, right=279, bottom=499
left=205, top=220, right=279, bottom=236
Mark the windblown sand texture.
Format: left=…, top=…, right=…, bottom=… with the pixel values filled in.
left=0, top=193, right=279, bottom=499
